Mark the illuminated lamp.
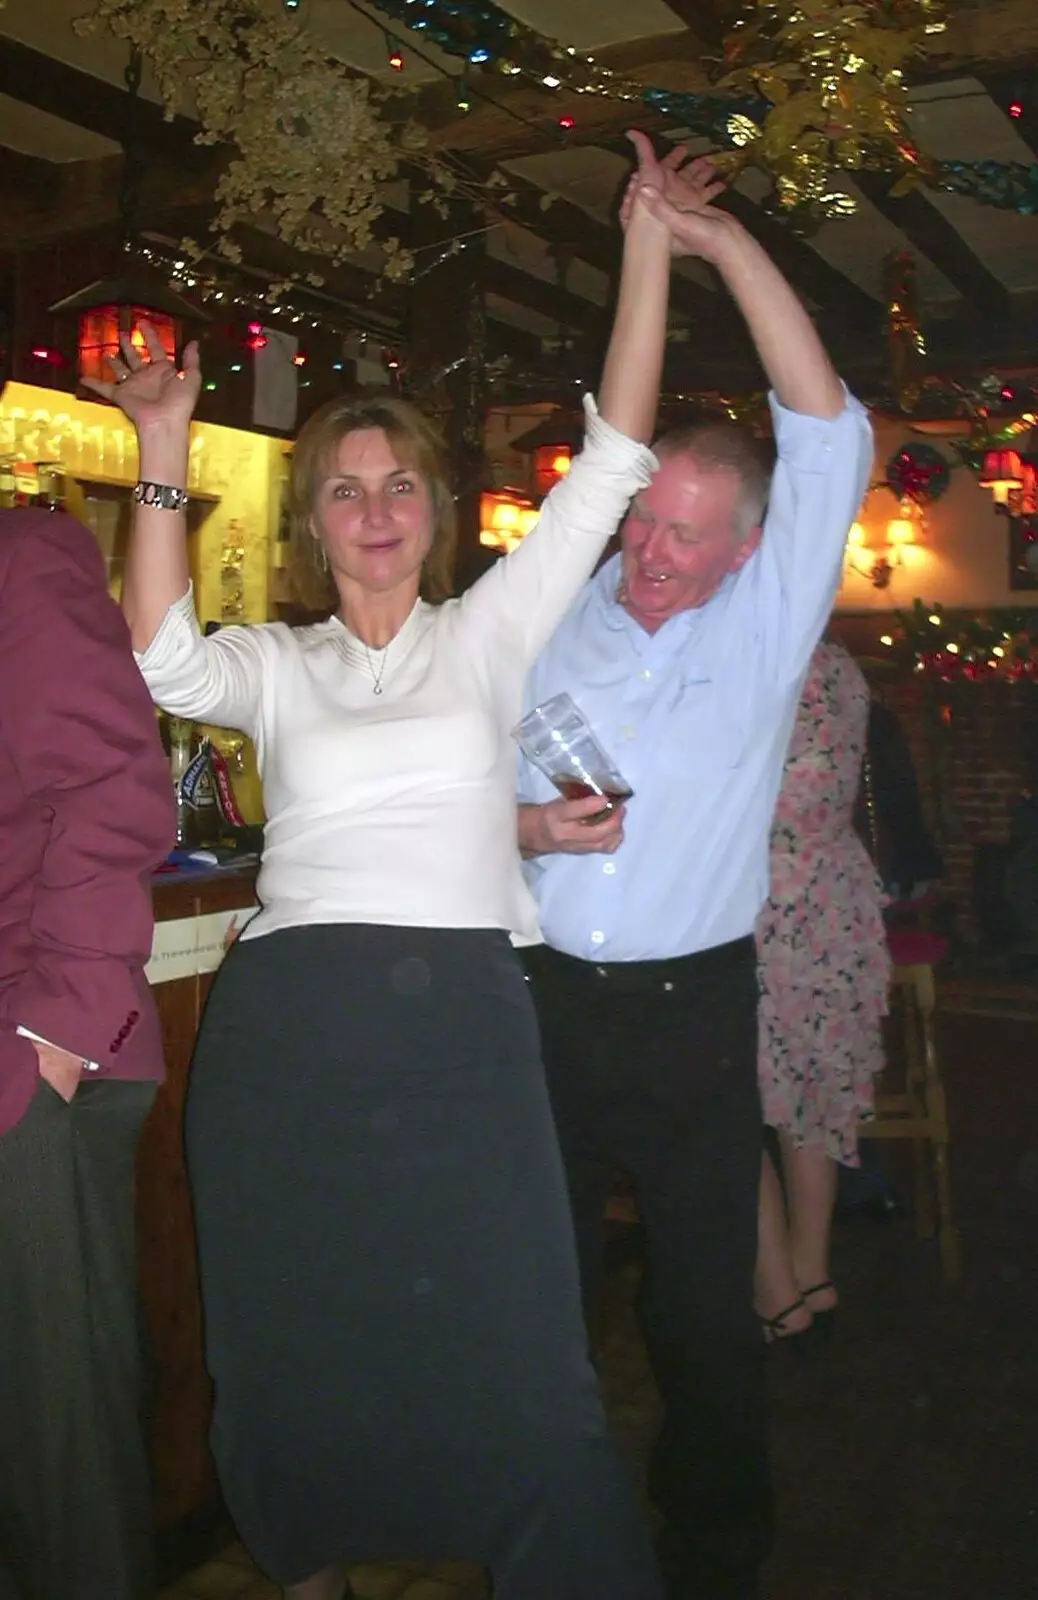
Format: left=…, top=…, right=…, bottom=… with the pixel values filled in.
left=480, top=489, right=538, bottom=553
left=49, top=267, right=210, bottom=390
left=510, top=411, right=583, bottom=500
left=979, top=448, right=1024, bottom=508
left=886, top=511, right=918, bottom=547
left=533, top=443, right=572, bottom=495
left=844, top=499, right=923, bottom=589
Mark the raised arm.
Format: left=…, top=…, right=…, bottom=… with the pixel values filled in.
left=458, top=145, right=708, bottom=661
left=83, top=322, right=202, bottom=651
left=595, top=149, right=672, bottom=441
left=638, top=158, right=845, bottom=419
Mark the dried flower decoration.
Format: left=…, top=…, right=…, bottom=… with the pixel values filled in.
left=74, top=0, right=462, bottom=282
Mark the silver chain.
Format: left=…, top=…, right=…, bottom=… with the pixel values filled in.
left=363, top=642, right=390, bottom=696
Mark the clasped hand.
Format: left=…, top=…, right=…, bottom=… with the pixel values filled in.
left=621, top=128, right=739, bottom=264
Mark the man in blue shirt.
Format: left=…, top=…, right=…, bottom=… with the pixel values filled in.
left=518, top=148, right=874, bottom=1599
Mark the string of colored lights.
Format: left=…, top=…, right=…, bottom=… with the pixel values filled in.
left=885, top=601, right=1038, bottom=679
left=362, top=0, right=1038, bottom=215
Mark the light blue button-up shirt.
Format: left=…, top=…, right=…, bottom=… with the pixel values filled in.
left=519, top=390, right=874, bottom=962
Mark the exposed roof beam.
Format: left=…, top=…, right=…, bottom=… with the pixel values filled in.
left=0, top=147, right=223, bottom=248
left=418, top=0, right=1038, bottom=164
left=594, top=130, right=884, bottom=348
left=468, top=161, right=753, bottom=353
left=0, top=35, right=202, bottom=160
left=0, top=35, right=737, bottom=343
left=976, top=67, right=1038, bottom=164
left=715, top=188, right=884, bottom=343
left=481, top=255, right=600, bottom=332
left=852, top=170, right=1013, bottom=326
left=4, top=4, right=1038, bottom=179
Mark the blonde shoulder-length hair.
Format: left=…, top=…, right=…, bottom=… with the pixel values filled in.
left=286, top=391, right=458, bottom=614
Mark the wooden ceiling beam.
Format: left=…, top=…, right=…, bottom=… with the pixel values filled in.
left=0, top=146, right=225, bottom=249
left=469, top=162, right=753, bottom=353
left=0, top=36, right=728, bottom=343
left=481, top=256, right=601, bottom=332
left=4, top=4, right=1038, bottom=180
left=975, top=67, right=1038, bottom=165
left=0, top=36, right=202, bottom=160
left=593, top=131, right=883, bottom=350
left=852, top=170, right=1013, bottom=326
left=714, top=188, right=884, bottom=341
left=417, top=0, right=1038, bottom=164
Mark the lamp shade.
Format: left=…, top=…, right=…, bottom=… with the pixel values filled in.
left=979, top=448, right=1025, bottom=505
left=480, top=489, right=538, bottom=553
left=48, top=267, right=211, bottom=323
left=510, top=410, right=583, bottom=499
left=886, top=515, right=917, bottom=546
left=50, top=265, right=211, bottom=389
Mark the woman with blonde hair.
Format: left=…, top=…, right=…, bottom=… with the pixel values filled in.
left=88, top=134, right=719, bottom=1600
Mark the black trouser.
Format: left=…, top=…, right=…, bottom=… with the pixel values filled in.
left=524, top=938, right=772, bottom=1599
left=0, top=1078, right=156, bottom=1600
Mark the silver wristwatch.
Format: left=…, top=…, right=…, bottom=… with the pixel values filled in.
left=133, top=480, right=189, bottom=512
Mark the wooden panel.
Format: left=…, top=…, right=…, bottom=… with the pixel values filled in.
left=136, top=867, right=258, bottom=1530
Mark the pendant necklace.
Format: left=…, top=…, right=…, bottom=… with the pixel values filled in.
left=363, top=640, right=390, bottom=696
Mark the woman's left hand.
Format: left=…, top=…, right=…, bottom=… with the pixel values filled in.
left=82, top=319, right=202, bottom=439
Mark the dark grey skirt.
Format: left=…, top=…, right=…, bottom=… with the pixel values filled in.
left=186, top=923, right=660, bottom=1598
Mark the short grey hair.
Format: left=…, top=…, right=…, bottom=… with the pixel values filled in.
left=653, top=423, right=775, bottom=541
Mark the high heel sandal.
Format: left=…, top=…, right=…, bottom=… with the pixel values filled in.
left=759, top=1295, right=813, bottom=1353
left=799, top=1280, right=837, bottom=1342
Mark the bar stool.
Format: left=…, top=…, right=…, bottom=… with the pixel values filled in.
left=860, top=927, right=960, bottom=1283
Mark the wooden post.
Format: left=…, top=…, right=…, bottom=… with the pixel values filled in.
left=406, top=195, right=489, bottom=593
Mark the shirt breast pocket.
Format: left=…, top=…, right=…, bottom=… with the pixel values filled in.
left=661, top=674, right=745, bottom=775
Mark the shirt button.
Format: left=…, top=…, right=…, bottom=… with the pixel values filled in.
left=590, top=931, right=605, bottom=945
left=620, top=724, right=636, bottom=739
left=640, top=668, right=652, bottom=680
left=603, top=862, right=616, bottom=875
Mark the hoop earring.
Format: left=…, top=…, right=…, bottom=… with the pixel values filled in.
left=312, top=538, right=329, bottom=575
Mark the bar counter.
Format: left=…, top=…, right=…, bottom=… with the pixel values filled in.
left=139, top=861, right=259, bottom=1532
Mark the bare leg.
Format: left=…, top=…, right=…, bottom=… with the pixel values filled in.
left=779, top=1131, right=839, bottom=1310
left=282, top=1565, right=349, bottom=1600
left=753, top=1147, right=812, bottom=1333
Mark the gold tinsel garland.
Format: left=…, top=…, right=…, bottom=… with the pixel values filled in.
left=715, top=0, right=947, bottom=217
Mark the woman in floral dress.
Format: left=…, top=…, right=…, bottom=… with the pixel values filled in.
left=754, top=639, right=890, bottom=1342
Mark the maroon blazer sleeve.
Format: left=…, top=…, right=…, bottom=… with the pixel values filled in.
left=0, top=513, right=174, bottom=1130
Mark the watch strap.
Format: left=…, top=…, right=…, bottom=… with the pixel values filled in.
left=133, top=480, right=189, bottom=512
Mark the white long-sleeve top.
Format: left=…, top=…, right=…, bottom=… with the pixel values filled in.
left=137, top=398, right=656, bottom=945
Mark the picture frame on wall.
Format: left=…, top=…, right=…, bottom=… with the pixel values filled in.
left=1008, top=514, right=1038, bottom=592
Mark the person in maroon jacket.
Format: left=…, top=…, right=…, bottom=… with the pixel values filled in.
left=0, top=508, right=174, bottom=1600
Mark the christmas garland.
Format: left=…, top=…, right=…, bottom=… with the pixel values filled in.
left=367, top=0, right=1038, bottom=221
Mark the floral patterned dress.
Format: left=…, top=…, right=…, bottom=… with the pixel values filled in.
left=756, top=641, right=890, bottom=1164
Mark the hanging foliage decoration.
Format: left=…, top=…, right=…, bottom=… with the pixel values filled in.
left=76, top=0, right=494, bottom=283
